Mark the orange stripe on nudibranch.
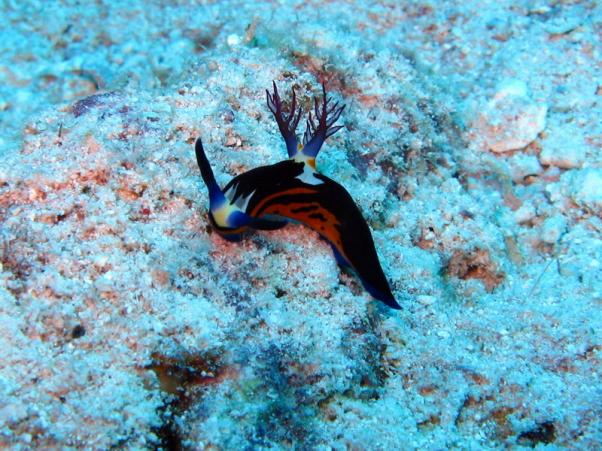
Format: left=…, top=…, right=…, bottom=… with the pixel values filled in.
left=261, top=201, right=351, bottom=263
left=249, top=187, right=319, bottom=217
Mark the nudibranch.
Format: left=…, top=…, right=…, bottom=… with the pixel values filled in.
left=195, top=83, right=401, bottom=309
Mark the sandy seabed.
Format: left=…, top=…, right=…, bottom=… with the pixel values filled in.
left=0, top=1, right=600, bottom=449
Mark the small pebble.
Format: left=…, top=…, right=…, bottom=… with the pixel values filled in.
left=515, top=203, right=536, bottom=224
left=508, top=154, right=542, bottom=182
left=71, top=324, right=86, bottom=339
left=473, top=80, right=547, bottom=153
left=560, top=168, right=602, bottom=210
left=540, top=215, right=567, bottom=244
left=227, top=34, right=242, bottom=47
left=417, top=295, right=436, bottom=305
left=540, top=132, right=585, bottom=169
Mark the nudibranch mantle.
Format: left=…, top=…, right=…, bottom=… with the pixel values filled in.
left=195, top=83, right=401, bottom=310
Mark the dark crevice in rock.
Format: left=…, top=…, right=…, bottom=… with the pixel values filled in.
left=517, top=421, right=556, bottom=447
left=145, top=350, right=227, bottom=450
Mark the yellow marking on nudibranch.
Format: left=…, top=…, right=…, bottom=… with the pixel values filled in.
left=212, top=201, right=242, bottom=228
left=292, top=155, right=320, bottom=184
left=293, top=153, right=315, bottom=169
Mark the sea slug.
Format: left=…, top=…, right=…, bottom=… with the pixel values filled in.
left=196, top=83, right=400, bottom=309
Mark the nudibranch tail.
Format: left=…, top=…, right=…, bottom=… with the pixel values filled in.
left=331, top=230, right=400, bottom=310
